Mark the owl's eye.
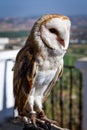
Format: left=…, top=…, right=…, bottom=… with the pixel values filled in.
left=49, top=28, right=57, bottom=34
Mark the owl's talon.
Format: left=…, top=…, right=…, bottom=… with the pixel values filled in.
left=29, top=112, right=44, bottom=130
left=38, top=111, right=58, bottom=126
left=29, top=112, right=37, bottom=127
left=43, top=117, right=58, bottom=126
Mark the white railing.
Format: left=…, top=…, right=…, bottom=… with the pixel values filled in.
left=0, top=50, right=19, bottom=122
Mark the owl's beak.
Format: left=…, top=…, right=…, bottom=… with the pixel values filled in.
left=58, top=37, right=65, bottom=47
left=60, top=39, right=65, bottom=47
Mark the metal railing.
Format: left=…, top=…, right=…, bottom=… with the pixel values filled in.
left=44, top=65, right=83, bottom=130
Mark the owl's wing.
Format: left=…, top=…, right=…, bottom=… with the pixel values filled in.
left=42, top=65, right=63, bottom=103
left=13, top=44, right=37, bottom=114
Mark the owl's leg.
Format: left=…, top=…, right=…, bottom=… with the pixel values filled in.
left=28, top=103, right=44, bottom=130
left=13, top=108, right=21, bottom=123
left=35, top=95, right=58, bottom=126
left=28, top=88, right=37, bottom=127
left=13, top=108, right=29, bottom=123
left=28, top=96, right=38, bottom=128
left=28, top=89, right=44, bottom=130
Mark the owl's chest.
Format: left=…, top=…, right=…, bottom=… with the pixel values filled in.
left=37, top=55, right=62, bottom=71
left=35, top=69, right=57, bottom=87
left=37, top=47, right=64, bottom=71
left=34, top=58, right=62, bottom=88
left=34, top=49, right=63, bottom=87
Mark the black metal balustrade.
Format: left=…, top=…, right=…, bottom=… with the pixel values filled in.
left=44, top=65, right=83, bottom=130
left=0, top=59, right=83, bottom=130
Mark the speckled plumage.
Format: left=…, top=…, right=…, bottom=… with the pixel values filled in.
left=13, top=14, right=71, bottom=120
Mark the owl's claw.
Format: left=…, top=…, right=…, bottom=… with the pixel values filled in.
left=29, top=112, right=44, bottom=130
left=43, top=117, right=58, bottom=126
left=38, top=111, right=58, bottom=126
left=29, top=112, right=37, bottom=127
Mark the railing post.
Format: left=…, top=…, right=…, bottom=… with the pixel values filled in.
left=75, top=57, right=87, bottom=130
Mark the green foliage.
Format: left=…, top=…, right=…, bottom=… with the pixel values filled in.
left=64, top=55, right=77, bottom=66
left=0, top=31, right=29, bottom=38
left=64, top=44, right=87, bottom=66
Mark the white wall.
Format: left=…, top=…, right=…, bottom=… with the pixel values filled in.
left=0, top=38, right=9, bottom=44
left=0, top=38, right=10, bottom=50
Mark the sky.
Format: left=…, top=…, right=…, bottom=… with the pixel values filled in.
left=0, top=0, right=86, bottom=18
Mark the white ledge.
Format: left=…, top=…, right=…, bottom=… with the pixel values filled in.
left=0, top=49, right=19, bottom=61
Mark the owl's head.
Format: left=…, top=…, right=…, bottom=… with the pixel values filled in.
left=28, top=14, right=71, bottom=55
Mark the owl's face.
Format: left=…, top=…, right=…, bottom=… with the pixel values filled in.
left=41, top=17, right=71, bottom=50
left=29, top=14, right=71, bottom=55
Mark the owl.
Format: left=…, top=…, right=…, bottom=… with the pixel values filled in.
left=13, top=14, right=71, bottom=127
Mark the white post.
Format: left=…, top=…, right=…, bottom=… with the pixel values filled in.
left=75, top=57, right=87, bottom=130
left=0, top=50, right=19, bottom=122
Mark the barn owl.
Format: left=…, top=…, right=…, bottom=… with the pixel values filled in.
left=13, top=14, right=71, bottom=127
